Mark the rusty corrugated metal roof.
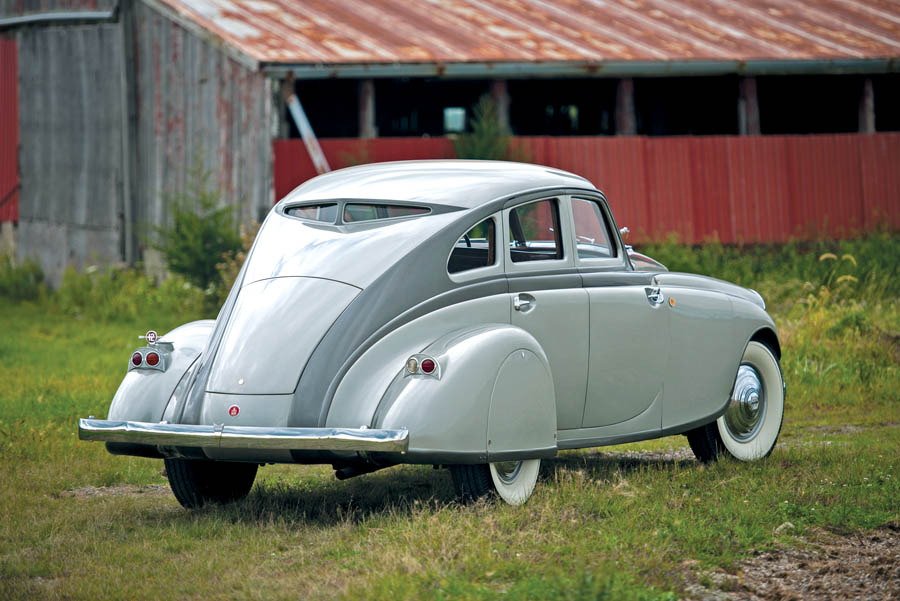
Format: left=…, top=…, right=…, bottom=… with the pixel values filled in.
left=154, top=0, right=900, bottom=69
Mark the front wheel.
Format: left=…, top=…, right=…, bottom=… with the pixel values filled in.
left=164, top=458, right=258, bottom=508
left=450, top=459, right=540, bottom=505
left=687, top=340, right=784, bottom=463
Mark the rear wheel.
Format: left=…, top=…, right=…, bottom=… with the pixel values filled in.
left=164, top=458, right=258, bottom=508
left=687, top=340, right=784, bottom=463
left=450, top=459, right=540, bottom=505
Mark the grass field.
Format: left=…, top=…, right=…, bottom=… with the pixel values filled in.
left=1, top=235, right=898, bottom=600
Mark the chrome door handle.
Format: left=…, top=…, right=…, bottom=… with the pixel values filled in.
left=513, top=295, right=533, bottom=312
left=645, top=287, right=664, bottom=305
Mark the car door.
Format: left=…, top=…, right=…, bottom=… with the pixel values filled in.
left=503, top=196, right=590, bottom=431
left=574, top=196, right=670, bottom=429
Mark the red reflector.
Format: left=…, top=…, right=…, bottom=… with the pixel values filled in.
left=146, top=352, right=160, bottom=366
left=421, top=359, right=436, bottom=374
left=131, top=352, right=142, bottom=367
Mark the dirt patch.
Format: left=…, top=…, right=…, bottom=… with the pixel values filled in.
left=806, top=424, right=867, bottom=435
left=601, top=447, right=697, bottom=463
left=684, top=522, right=900, bottom=601
left=62, top=484, right=169, bottom=498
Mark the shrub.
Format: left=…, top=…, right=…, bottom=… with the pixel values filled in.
left=150, top=164, right=241, bottom=292
left=0, top=254, right=45, bottom=301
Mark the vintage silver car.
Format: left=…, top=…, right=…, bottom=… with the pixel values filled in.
left=78, top=160, right=784, bottom=507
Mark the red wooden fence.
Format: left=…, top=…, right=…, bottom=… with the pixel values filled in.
left=279, top=133, right=900, bottom=244
left=0, top=37, right=19, bottom=223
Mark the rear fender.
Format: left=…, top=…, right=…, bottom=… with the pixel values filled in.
left=107, top=321, right=214, bottom=423
left=372, top=325, right=557, bottom=464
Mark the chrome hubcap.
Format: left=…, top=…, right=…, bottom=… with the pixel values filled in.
left=724, top=364, right=766, bottom=442
left=492, top=461, right=523, bottom=485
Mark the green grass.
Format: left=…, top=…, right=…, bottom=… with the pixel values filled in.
left=1, top=235, right=899, bottom=600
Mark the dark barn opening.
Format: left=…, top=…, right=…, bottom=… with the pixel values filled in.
left=290, top=79, right=360, bottom=138
left=634, top=76, right=739, bottom=136
left=374, top=79, right=490, bottom=137
left=757, top=75, right=862, bottom=135
left=508, top=78, right=617, bottom=136
left=873, top=74, right=900, bottom=132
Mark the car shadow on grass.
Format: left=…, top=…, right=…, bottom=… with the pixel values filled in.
left=542, top=448, right=697, bottom=483
left=201, top=464, right=460, bottom=526
left=190, top=449, right=699, bottom=526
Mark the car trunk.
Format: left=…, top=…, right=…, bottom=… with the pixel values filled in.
left=206, top=276, right=360, bottom=395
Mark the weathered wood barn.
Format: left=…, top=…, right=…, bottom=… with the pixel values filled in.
left=1, top=0, right=898, bottom=283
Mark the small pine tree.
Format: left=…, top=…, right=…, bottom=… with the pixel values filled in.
left=452, top=95, right=511, bottom=160
left=151, top=162, right=241, bottom=292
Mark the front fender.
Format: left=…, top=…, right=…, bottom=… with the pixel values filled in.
left=107, top=320, right=214, bottom=423
left=372, top=324, right=558, bottom=464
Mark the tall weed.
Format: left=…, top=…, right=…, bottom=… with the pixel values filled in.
left=638, top=232, right=899, bottom=306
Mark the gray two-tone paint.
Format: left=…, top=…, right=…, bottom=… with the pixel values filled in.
left=82, top=160, right=780, bottom=467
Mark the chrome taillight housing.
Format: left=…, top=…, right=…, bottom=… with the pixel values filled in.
left=127, top=330, right=172, bottom=372
left=405, top=354, right=441, bottom=379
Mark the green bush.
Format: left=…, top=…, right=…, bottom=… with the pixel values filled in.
left=0, top=254, right=45, bottom=301
left=150, top=165, right=241, bottom=292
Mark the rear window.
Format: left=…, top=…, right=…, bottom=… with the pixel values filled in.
left=285, top=203, right=338, bottom=222
left=343, top=204, right=430, bottom=222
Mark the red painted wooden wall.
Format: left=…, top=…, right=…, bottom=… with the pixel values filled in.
left=0, top=37, right=18, bottom=223
left=273, top=133, right=900, bottom=243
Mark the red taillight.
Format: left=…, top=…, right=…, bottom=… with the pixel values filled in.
left=421, top=358, right=436, bottom=374
left=146, top=352, right=160, bottom=366
left=131, top=352, right=143, bottom=367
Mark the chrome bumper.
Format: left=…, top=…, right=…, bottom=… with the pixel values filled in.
left=78, top=419, right=409, bottom=453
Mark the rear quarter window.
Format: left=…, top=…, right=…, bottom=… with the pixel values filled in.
left=448, top=218, right=496, bottom=274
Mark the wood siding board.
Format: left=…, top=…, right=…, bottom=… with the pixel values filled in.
left=16, top=24, right=124, bottom=282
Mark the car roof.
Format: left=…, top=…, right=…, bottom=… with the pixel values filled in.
left=278, top=160, right=597, bottom=209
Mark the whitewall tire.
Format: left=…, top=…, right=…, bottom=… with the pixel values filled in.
left=450, top=458, right=541, bottom=505
left=687, top=340, right=784, bottom=463
left=488, top=459, right=541, bottom=505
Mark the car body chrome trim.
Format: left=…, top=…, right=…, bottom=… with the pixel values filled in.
left=78, top=419, right=409, bottom=452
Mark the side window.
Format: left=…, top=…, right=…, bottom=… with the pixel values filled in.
left=448, top=218, right=495, bottom=274
left=571, top=198, right=617, bottom=259
left=509, top=199, right=563, bottom=263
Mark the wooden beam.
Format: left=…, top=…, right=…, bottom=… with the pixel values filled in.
left=859, top=77, right=875, bottom=133
left=490, top=79, right=510, bottom=132
left=738, top=76, right=761, bottom=135
left=118, top=0, right=138, bottom=264
left=615, top=78, right=636, bottom=136
left=358, top=79, right=376, bottom=139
